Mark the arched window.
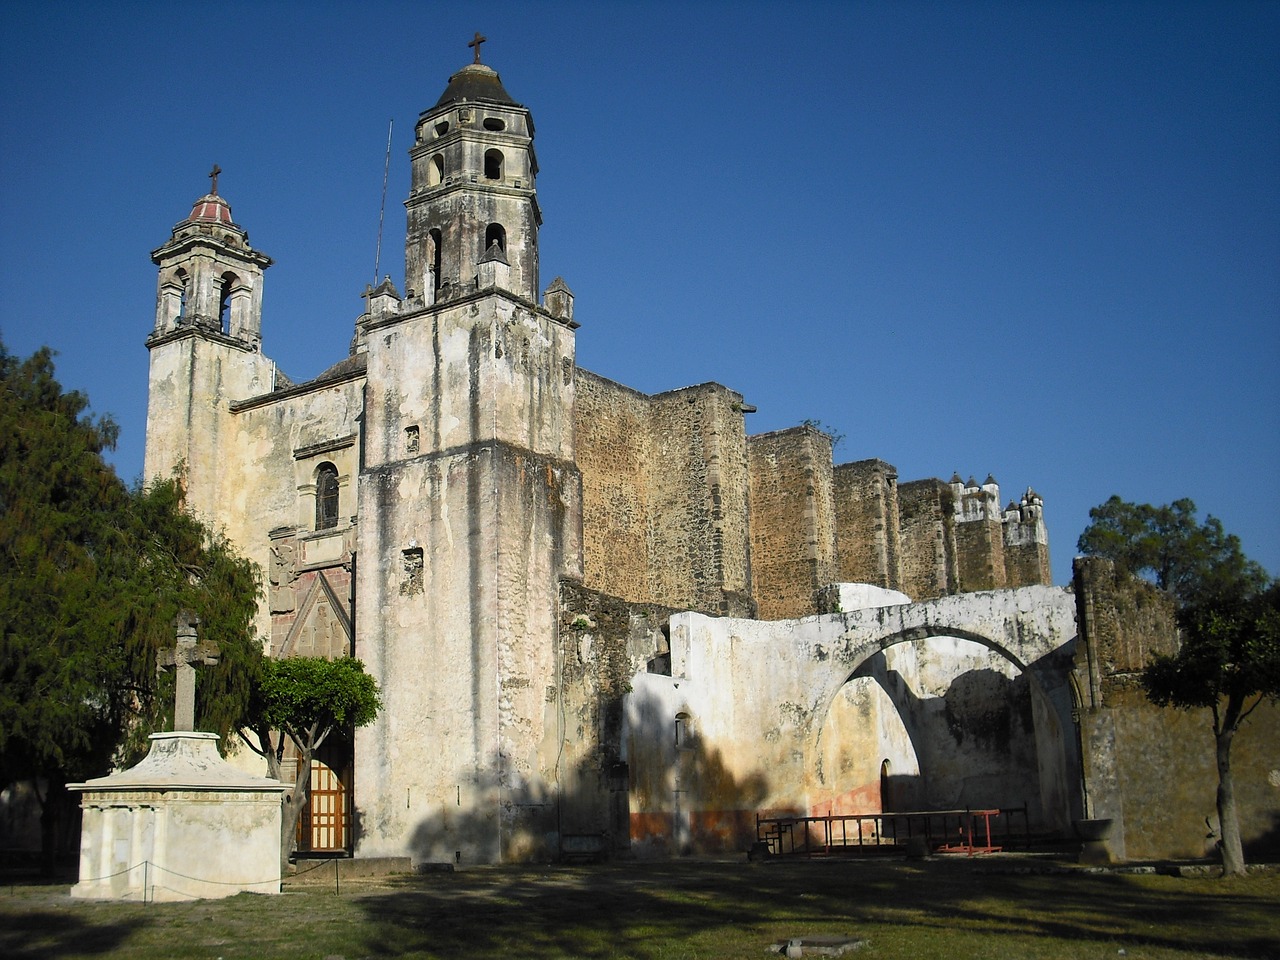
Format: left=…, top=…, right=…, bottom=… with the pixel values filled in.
left=315, top=463, right=340, bottom=530
left=675, top=712, right=694, bottom=749
left=428, top=154, right=444, bottom=187
left=175, top=269, right=189, bottom=320
left=484, top=149, right=503, bottom=180
left=218, top=272, right=238, bottom=332
left=484, top=223, right=506, bottom=253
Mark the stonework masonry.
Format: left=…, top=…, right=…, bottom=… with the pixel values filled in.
left=135, top=49, right=1277, bottom=867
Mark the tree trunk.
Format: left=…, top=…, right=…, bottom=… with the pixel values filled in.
left=279, top=747, right=313, bottom=876
left=1215, top=725, right=1246, bottom=877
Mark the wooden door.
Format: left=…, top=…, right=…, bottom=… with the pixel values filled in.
left=303, top=759, right=348, bottom=852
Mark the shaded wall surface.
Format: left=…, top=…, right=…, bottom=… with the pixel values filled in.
left=1073, top=557, right=1280, bottom=861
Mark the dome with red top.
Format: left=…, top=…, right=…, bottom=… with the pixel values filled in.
left=186, top=193, right=233, bottom=225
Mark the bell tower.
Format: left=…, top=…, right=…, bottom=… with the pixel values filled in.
left=150, top=166, right=272, bottom=346
left=144, top=169, right=275, bottom=514
left=405, top=35, right=540, bottom=303
left=355, top=41, right=582, bottom=865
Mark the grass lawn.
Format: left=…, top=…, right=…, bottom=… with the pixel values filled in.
left=3, top=856, right=1278, bottom=960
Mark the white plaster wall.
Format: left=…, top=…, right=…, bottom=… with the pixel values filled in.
left=640, top=584, right=1078, bottom=844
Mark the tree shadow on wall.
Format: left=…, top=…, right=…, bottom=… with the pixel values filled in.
left=403, top=683, right=773, bottom=864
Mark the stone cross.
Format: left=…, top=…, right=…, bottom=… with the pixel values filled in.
left=468, top=31, right=487, bottom=64
left=156, top=613, right=220, bottom=732
left=208, top=164, right=221, bottom=196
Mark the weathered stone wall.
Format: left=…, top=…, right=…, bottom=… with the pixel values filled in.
left=955, top=518, right=1006, bottom=593
left=897, top=479, right=956, bottom=600
left=575, top=371, right=653, bottom=603
left=554, top=581, right=674, bottom=857
left=574, top=374, right=754, bottom=617
left=144, top=331, right=366, bottom=649
left=646, top=385, right=753, bottom=616
left=354, top=291, right=581, bottom=865
left=747, top=427, right=837, bottom=620
left=833, top=459, right=902, bottom=591
left=1005, top=536, right=1052, bottom=588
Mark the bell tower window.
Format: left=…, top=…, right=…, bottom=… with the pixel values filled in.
left=484, top=149, right=503, bottom=181
left=315, top=462, right=340, bottom=530
left=218, top=273, right=239, bottom=333
left=429, top=229, right=442, bottom=293
left=428, top=155, right=444, bottom=187
left=485, top=223, right=506, bottom=253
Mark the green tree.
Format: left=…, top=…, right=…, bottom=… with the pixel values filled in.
left=1078, top=496, right=1277, bottom=875
left=1143, top=586, right=1280, bottom=876
left=1077, top=495, right=1269, bottom=607
left=241, top=656, right=381, bottom=872
left=0, top=342, right=262, bottom=872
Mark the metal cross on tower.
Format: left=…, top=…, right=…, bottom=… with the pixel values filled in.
left=156, top=612, right=220, bottom=732
left=468, top=31, right=487, bottom=64
left=208, top=164, right=221, bottom=196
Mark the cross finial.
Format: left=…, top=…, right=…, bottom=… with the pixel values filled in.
left=468, top=31, right=487, bottom=64
left=208, top=163, right=222, bottom=196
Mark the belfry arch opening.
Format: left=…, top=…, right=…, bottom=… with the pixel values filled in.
left=485, top=223, right=506, bottom=254
left=484, top=149, right=503, bottom=181
left=217, top=272, right=238, bottom=332
left=428, top=229, right=442, bottom=293
left=175, top=269, right=189, bottom=321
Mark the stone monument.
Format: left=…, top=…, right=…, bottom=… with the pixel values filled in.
left=69, top=614, right=289, bottom=901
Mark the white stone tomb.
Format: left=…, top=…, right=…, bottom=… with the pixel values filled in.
left=69, top=618, right=289, bottom=901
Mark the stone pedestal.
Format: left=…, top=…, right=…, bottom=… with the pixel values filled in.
left=1074, top=817, right=1116, bottom=865
left=69, top=732, right=288, bottom=901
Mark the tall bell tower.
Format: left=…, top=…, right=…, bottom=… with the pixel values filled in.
left=354, top=41, right=582, bottom=864
left=405, top=34, right=540, bottom=304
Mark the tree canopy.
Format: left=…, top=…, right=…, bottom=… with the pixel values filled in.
left=1, top=342, right=263, bottom=866
left=241, top=656, right=381, bottom=870
left=1077, top=495, right=1269, bottom=607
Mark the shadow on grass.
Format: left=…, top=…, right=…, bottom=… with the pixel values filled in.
left=0, top=907, right=140, bottom=959
left=353, top=859, right=1280, bottom=960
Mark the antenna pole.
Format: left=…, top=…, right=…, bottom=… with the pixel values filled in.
left=373, top=119, right=393, bottom=287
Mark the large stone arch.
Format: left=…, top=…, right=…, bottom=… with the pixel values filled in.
left=666, top=584, right=1082, bottom=842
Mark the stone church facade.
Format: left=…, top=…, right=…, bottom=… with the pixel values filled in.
left=144, top=52, right=1278, bottom=865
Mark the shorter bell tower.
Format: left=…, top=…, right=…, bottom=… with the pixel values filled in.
left=144, top=169, right=275, bottom=516
left=150, top=165, right=272, bottom=347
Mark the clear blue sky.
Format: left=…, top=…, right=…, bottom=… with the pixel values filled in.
left=2, top=0, right=1277, bottom=587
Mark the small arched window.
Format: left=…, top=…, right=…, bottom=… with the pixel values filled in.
left=485, top=223, right=506, bottom=253
left=175, top=269, right=189, bottom=320
left=675, top=712, right=694, bottom=749
left=218, top=272, right=238, bottom=332
left=315, top=463, right=340, bottom=530
left=484, top=149, right=503, bottom=180
left=428, top=154, right=444, bottom=187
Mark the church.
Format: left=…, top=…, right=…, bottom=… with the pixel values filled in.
left=143, top=45, right=1276, bottom=865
